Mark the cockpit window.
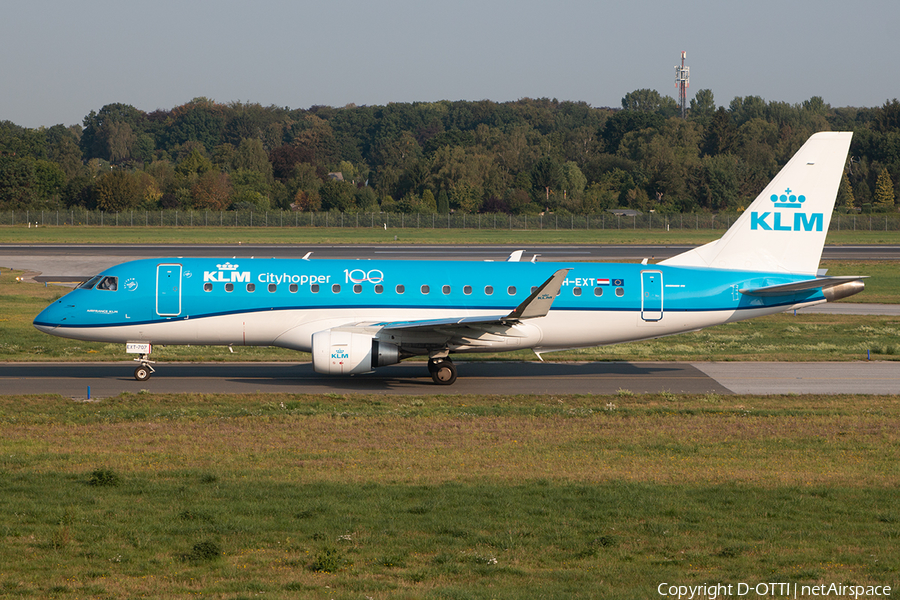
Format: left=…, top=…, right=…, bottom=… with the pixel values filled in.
left=78, top=275, right=103, bottom=290
left=96, top=276, right=118, bottom=291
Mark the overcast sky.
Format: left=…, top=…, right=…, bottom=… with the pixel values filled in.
left=3, top=0, right=897, bottom=129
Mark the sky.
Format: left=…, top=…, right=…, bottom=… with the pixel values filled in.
left=2, top=0, right=897, bottom=129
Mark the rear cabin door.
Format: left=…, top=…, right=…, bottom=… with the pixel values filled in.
left=156, top=263, right=182, bottom=316
left=641, top=270, right=663, bottom=322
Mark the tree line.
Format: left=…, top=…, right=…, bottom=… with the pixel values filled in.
left=0, top=91, right=897, bottom=216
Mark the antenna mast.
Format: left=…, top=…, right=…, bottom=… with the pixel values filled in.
left=674, top=51, right=690, bottom=118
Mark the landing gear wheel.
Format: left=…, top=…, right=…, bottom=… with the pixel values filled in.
left=430, top=360, right=457, bottom=385
left=134, top=365, right=152, bottom=382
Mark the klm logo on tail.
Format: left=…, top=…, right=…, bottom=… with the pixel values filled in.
left=751, top=189, right=823, bottom=232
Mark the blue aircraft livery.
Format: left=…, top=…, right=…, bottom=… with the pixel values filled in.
left=34, top=132, right=864, bottom=385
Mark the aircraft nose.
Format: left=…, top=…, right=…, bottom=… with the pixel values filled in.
left=33, top=300, right=72, bottom=333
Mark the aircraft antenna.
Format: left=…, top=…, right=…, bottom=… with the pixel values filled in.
left=674, top=51, right=690, bottom=118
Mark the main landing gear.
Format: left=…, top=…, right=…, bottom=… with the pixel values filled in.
left=133, top=354, right=156, bottom=382
left=428, top=357, right=457, bottom=385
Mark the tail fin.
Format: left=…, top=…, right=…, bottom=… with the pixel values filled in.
left=660, top=131, right=852, bottom=275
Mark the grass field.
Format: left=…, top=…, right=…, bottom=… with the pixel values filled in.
left=2, top=224, right=900, bottom=246
left=1, top=392, right=898, bottom=599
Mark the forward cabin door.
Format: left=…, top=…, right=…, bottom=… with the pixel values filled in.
left=156, top=263, right=182, bottom=316
left=640, top=270, right=663, bottom=322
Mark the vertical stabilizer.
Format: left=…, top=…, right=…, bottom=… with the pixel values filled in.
left=660, top=132, right=852, bottom=275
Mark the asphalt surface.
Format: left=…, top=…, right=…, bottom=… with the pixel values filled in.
left=1, top=360, right=897, bottom=399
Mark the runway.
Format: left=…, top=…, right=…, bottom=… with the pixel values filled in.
left=1, top=360, right=897, bottom=399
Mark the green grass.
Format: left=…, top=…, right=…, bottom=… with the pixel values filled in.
left=1, top=392, right=898, bottom=598
left=1, top=224, right=900, bottom=245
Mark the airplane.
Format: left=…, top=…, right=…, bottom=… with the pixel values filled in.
left=34, top=131, right=864, bottom=385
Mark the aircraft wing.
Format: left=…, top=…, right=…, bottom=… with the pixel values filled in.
left=377, top=268, right=570, bottom=331
left=739, top=276, right=867, bottom=297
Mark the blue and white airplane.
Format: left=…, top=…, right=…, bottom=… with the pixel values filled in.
left=34, top=132, right=864, bottom=385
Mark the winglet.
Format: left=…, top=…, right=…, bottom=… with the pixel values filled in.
left=503, top=269, right=570, bottom=321
left=507, top=250, right=525, bottom=262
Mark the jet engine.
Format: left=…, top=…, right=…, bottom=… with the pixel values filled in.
left=311, top=330, right=401, bottom=375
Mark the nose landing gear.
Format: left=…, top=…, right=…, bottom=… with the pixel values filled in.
left=133, top=354, right=155, bottom=382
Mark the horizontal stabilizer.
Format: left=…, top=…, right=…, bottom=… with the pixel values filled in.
left=740, top=276, right=867, bottom=298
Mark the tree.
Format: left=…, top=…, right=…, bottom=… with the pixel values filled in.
left=92, top=170, right=142, bottom=211
left=0, top=156, right=37, bottom=208
left=450, top=180, right=481, bottom=213
left=81, top=103, right=146, bottom=159
left=233, top=137, right=273, bottom=178
left=874, top=99, right=900, bottom=133
left=622, top=89, right=666, bottom=113
left=530, top=156, right=562, bottom=206
left=191, top=171, right=232, bottom=210
left=175, top=148, right=214, bottom=177
left=837, top=172, right=856, bottom=210
left=320, top=179, right=355, bottom=212
left=437, top=189, right=450, bottom=214
left=105, top=120, right=136, bottom=163
left=689, top=89, right=716, bottom=122
left=873, top=167, right=895, bottom=209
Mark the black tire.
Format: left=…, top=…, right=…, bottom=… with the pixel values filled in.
left=134, top=365, right=151, bottom=382
left=430, top=360, right=457, bottom=385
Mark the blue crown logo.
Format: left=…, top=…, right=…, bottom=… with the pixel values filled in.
left=770, top=188, right=806, bottom=209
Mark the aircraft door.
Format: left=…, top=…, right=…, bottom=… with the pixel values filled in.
left=641, top=270, right=663, bottom=321
left=156, top=263, right=182, bottom=316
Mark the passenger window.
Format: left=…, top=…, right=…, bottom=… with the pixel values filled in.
left=375, top=284, right=383, bottom=294
left=421, top=285, right=430, bottom=295
left=615, top=287, right=624, bottom=297
left=203, top=282, right=213, bottom=292
left=268, top=283, right=277, bottom=292
left=225, top=283, right=234, bottom=293
left=442, top=285, right=451, bottom=295
left=463, top=285, right=472, bottom=295
left=396, top=284, right=405, bottom=294
left=311, top=284, right=320, bottom=293
left=484, top=286, right=493, bottom=295
left=353, top=284, right=362, bottom=294
left=332, top=284, right=341, bottom=293
left=573, top=287, right=582, bottom=296
left=247, top=283, right=256, bottom=292
left=508, top=286, right=516, bottom=295
left=594, top=287, right=603, bottom=297
left=290, top=283, right=298, bottom=293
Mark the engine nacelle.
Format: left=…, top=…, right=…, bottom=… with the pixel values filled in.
left=311, top=330, right=401, bottom=375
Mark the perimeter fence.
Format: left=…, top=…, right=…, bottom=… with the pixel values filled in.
left=2, top=209, right=898, bottom=231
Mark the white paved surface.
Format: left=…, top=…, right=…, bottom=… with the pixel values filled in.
left=693, top=361, right=900, bottom=394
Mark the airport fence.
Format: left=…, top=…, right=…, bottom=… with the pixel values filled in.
left=2, top=209, right=899, bottom=231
